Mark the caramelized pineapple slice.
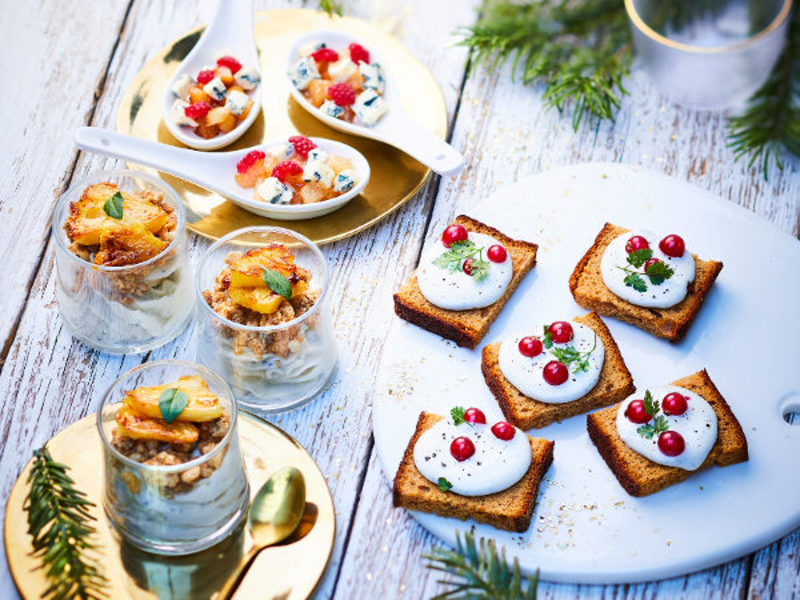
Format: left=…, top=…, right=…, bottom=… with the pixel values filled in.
left=115, top=406, right=199, bottom=444
left=66, top=183, right=169, bottom=246
left=93, top=220, right=168, bottom=267
left=123, top=375, right=223, bottom=422
left=227, top=281, right=307, bottom=315
left=229, top=245, right=297, bottom=288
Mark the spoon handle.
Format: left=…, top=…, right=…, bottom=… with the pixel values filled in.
left=205, top=0, right=256, bottom=48
left=383, top=120, right=464, bottom=176
left=215, top=545, right=262, bottom=600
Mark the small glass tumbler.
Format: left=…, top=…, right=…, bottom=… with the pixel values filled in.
left=625, top=0, right=792, bottom=109
left=97, top=360, right=249, bottom=555
left=52, top=169, right=193, bottom=354
left=195, top=226, right=337, bottom=412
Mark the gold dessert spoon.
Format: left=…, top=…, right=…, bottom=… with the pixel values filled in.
left=216, top=466, right=306, bottom=599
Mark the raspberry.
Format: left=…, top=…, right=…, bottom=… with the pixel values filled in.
left=272, top=160, right=303, bottom=183
left=288, top=135, right=317, bottom=159
left=327, top=82, right=356, bottom=106
left=184, top=101, right=211, bottom=120
left=196, top=69, right=215, bottom=85
left=348, top=43, right=370, bottom=64
left=236, top=150, right=265, bottom=174
left=311, top=48, right=339, bottom=63
left=216, top=55, right=242, bottom=74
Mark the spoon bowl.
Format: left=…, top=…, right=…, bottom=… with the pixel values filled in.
left=74, top=127, right=370, bottom=220
left=163, top=0, right=261, bottom=151
left=287, top=29, right=464, bottom=176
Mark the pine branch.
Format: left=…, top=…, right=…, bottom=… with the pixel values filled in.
left=24, top=447, right=107, bottom=600
left=424, top=531, right=539, bottom=599
left=728, top=6, right=800, bottom=178
left=458, top=0, right=633, bottom=130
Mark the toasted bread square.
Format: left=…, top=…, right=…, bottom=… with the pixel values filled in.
left=586, top=369, right=748, bottom=497
left=482, top=312, right=634, bottom=430
left=392, top=412, right=554, bottom=532
left=569, top=223, right=722, bottom=342
left=394, top=215, right=538, bottom=349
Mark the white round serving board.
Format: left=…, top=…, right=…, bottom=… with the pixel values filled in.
left=372, top=162, right=800, bottom=584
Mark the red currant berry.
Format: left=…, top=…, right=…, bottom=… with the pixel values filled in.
left=543, top=361, right=569, bottom=386
left=518, top=336, right=543, bottom=358
left=658, top=431, right=685, bottom=457
left=450, top=437, right=475, bottom=461
left=196, top=69, right=215, bottom=85
left=184, top=101, right=211, bottom=120
left=236, top=150, right=265, bottom=174
left=288, top=135, right=317, bottom=159
left=311, top=48, right=339, bottom=62
left=271, top=160, right=303, bottom=183
left=659, top=234, right=686, bottom=258
left=463, top=408, right=486, bottom=424
left=491, top=421, right=515, bottom=441
left=327, top=82, right=356, bottom=106
left=462, top=258, right=474, bottom=276
left=624, top=399, right=652, bottom=424
left=348, top=43, right=370, bottom=64
left=441, top=224, right=468, bottom=247
left=662, top=392, right=688, bottom=416
left=625, top=235, right=650, bottom=253
left=644, top=258, right=662, bottom=273
left=487, top=245, right=507, bottom=263
left=216, top=55, right=242, bottom=74
left=548, top=321, right=574, bottom=344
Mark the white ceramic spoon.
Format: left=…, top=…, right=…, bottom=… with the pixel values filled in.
left=74, top=128, right=370, bottom=221
left=162, top=0, right=261, bottom=151
left=287, top=30, right=464, bottom=176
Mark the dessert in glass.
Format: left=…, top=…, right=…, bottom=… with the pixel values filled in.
left=195, top=226, right=336, bottom=412
left=53, top=169, right=193, bottom=353
left=97, top=360, right=249, bottom=555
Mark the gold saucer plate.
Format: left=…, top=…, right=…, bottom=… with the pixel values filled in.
left=117, top=9, right=448, bottom=244
left=5, top=412, right=335, bottom=600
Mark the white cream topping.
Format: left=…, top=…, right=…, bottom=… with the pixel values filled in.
left=417, top=232, right=513, bottom=311
left=413, top=418, right=531, bottom=496
left=498, top=322, right=605, bottom=404
left=600, top=230, right=696, bottom=309
left=616, top=385, right=718, bottom=471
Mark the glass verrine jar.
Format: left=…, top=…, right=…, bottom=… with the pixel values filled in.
left=195, top=226, right=336, bottom=413
left=97, top=360, right=249, bottom=555
left=52, top=169, right=193, bottom=354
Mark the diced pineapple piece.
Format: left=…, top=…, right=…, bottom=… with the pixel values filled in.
left=326, top=156, right=353, bottom=173
left=228, top=287, right=284, bottom=314
left=189, top=84, right=211, bottom=104
left=229, top=245, right=297, bottom=288
left=234, top=159, right=264, bottom=189
left=298, top=182, right=329, bottom=204
left=227, top=84, right=245, bottom=95
left=216, top=65, right=234, bottom=85
left=122, top=375, right=224, bottom=422
left=305, top=79, right=331, bottom=108
left=195, top=119, right=219, bottom=139
left=207, top=106, right=232, bottom=126
left=115, top=405, right=199, bottom=444
left=93, top=220, right=168, bottom=266
left=237, top=99, right=254, bottom=122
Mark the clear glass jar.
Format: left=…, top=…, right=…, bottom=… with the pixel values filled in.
left=97, top=360, right=249, bottom=555
left=195, top=226, right=337, bottom=413
left=52, top=169, right=193, bottom=354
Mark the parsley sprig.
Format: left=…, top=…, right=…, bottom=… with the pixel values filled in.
left=636, top=390, right=670, bottom=439
left=548, top=332, right=598, bottom=374
left=451, top=406, right=467, bottom=426
left=438, top=477, right=453, bottom=492
left=617, top=248, right=674, bottom=293
left=433, top=240, right=490, bottom=281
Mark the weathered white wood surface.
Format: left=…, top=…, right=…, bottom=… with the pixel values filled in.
left=0, top=1, right=798, bottom=599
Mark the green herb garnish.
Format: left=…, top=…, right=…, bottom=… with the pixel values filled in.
left=623, top=272, right=648, bottom=293
left=438, top=477, right=453, bottom=493
left=261, top=267, right=292, bottom=301
left=636, top=390, right=670, bottom=440
left=617, top=246, right=674, bottom=292
left=103, top=191, right=124, bottom=219
left=627, top=248, right=652, bottom=268
left=451, top=406, right=466, bottom=426
left=541, top=326, right=554, bottom=349
left=548, top=333, right=598, bottom=374
left=644, top=259, right=674, bottom=285
left=159, top=388, right=189, bottom=424
left=432, top=240, right=490, bottom=282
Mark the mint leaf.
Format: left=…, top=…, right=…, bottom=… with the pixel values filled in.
left=627, top=248, right=652, bottom=268
left=645, top=260, right=674, bottom=285
left=624, top=272, right=647, bottom=293
left=159, top=388, right=189, bottom=424
left=103, top=191, right=124, bottom=219
left=438, top=477, right=453, bottom=492
left=451, top=406, right=466, bottom=426
left=261, top=267, right=292, bottom=301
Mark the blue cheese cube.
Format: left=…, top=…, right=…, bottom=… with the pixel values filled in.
left=353, top=89, right=388, bottom=127
left=302, top=160, right=335, bottom=188
left=288, top=57, right=320, bottom=91
left=256, top=177, right=294, bottom=205
left=328, top=58, right=357, bottom=82
left=360, top=62, right=385, bottom=94
left=170, top=99, right=197, bottom=127
left=203, top=76, right=227, bottom=101
left=307, top=148, right=329, bottom=163
left=299, top=42, right=326, bottom=57
left=320, top=100, right=345, bottom=119
left=235, top=66, right=261, bottom=91
left=171, top=73, right=193, bottom=98
left=333, top=169, right=358, bottom=193
left=225, top=90, right=250, bottom=116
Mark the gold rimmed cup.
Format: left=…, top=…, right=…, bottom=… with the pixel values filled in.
left=625, top=0, right=793, bottom=109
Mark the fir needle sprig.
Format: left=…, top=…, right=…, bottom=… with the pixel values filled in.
left=24, top=447, right=107, bottom=600
left=424, top=531, right=539, bottom=599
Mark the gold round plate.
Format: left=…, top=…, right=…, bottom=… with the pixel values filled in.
left=117, top=8, right=448, bottom=244
left=5, top=412, right=335, bottom=600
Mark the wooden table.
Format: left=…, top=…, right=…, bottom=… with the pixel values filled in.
left=1, top=1, right=798, bottom=598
